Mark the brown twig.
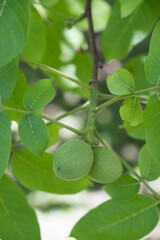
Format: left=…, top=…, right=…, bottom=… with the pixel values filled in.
left=66, top=13, right=86, bottom=29
left=84, top=0, right=100, bottom=144
left=85, top=0, right=102, bottom=83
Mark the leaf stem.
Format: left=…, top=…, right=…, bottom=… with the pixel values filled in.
left=95, top=129, right=160, bottom=199
left=98, top=93, right=115, bottom=99
left=96, top=95, right=125, bottom=113
left=11, top=140, right=21, bottom=151
left=55, top=101, right=89, bottom=121
left=3, top=106, right=27, bottom=114
left=96, top=86, right=160, bottom=113
left=40, top=114, right=85, bottom=135
left=134, top=86, right=160, bottom=95
left=3, top=106, right=84, bottom=135
left=67, top=12, right=86, bottom=29
left=19, top=58, right=92, bottom=90
left=142, top=181, right=160, bottom=199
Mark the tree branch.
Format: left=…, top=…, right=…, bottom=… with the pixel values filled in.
left=85, top=0, right=101, bottom=82
left=84, top=0, right=100, bottom=144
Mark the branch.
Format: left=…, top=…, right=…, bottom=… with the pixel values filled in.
left=40, top=114, right=85, bottom=135
left=96, top=86, right=160, bottom=114
left=66, top=13, right=86, bottom=29
left=84, top=0, right=100, bottom=144
left=54, top=101, right=89, bottom=121
left=85, top=0, right=101, bottom=82
left=19, top=58, right=92, bottom=90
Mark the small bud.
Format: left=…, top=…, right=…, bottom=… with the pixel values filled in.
left=89, top=79, right=97, bottom=85
left=98, top=61, right=103, bottom=69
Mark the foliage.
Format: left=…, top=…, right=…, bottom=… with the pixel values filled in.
left=1, top=0, right=160, bottom=239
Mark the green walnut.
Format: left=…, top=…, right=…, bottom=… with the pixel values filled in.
left=87, top=146, right=123, bottom=184
left=53, top=138, right=94, bottom=181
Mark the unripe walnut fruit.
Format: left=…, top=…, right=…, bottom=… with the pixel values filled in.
left=87, top=146, right=123, bottom=184
left=53, top=139, right=94, bottom=181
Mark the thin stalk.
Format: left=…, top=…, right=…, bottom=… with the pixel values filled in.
left=142, top=181, right=160, bottom=199
left=55, top=101, right=89, bottom=121
left=3, top=106, right=84, bottom=135
left=100, top=86, right=160, bottom=100
left=96, top=87, right=155, bottom=114
left=84, top=0, right=100, bottom=143
left=38, top=3, right=87, bottom=27
left=98, top=93, right=115, bottom=99
left=3, top=106, right=27, bottom=114
left=40, top=114, right=85, bottom=135
left=135, top=86, right=160, bottom=95
left=96, top=95, right=125, bottom=113
left=19, top=58, right=92, bottom=90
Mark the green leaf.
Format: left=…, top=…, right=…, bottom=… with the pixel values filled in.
left=139, top=144, right=160, bottom=181
left=122, top=121, right=145, bottom=140
left=41, top=23, right=61, bottom=69
left=23, top=79, right=55, bottom=112
left=21, top=7, right=46, bottom=62
left=139, top=145, right=150, bottom=180
left=92, top=0, right=111, bottom=31
left=124, top=55, right=152, bottom=91
left=71, top=195, right=159, bottom=240
left=143, top=94, right=160, bottom=159
left=107, top=68, right=135, bottom=95
left=148, top=158, right=160, bottom=181
left=73, top=52, right=92, bottom=85
left=0, top=112, right=11, bottom=179
left=18, top=113, right=49, bottom=155
left=4, top=70, right=28, bottom=122
left=119, top=97, right=143, bottom=126
left=145, top=21, right=160, bottom=84
left=104, top=173, right=140, bottom=200
left=0, top=58, right=18, bottom=103
left=11, top=150, right=92, bottom=194
left=0, top=0, right=30, bottom=67
left=47, top=123, right=61, bottom=147
left=119, top=0, right=144, bottom=17
left=0, top=175, right=41, bottom=240
left=102, top=0, right=160, bottom=61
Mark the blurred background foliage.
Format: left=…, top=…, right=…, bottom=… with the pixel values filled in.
left=15, top=0, right=160, bottom=238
